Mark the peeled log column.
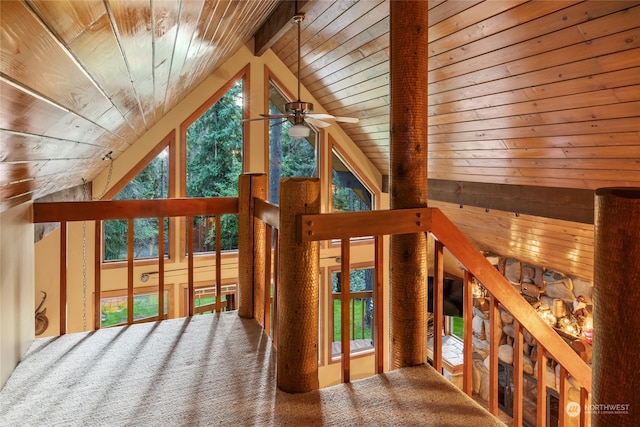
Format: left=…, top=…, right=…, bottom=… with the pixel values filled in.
left=238, top=173, right=267, bottom=319
left=593, top=188, right=640, bottom=425
left=389, top=0, right=429, bottom=368
left=277, top=177, right=320, bottom=393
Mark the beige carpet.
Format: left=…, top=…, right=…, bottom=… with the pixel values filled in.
left=0, top=313, right=504, bottom=426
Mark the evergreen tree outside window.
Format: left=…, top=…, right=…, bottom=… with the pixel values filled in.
left=267, top=81, right=317, bottom=204
left=104, top=147, right=169, bottom=261
left=185, top=80, right=243, bottom=252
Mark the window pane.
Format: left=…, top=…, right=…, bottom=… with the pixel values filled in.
left=101, top=291, right=168, bottom=327
left=331, top=151, right=371, bottom=212
left=103, top=147, right=169, bottom=261
left=331, top=268, right=375, bottom=357
left=104, top=218, right=168, bottom=261
left=186, top=80, right=242, bottom=252
left=268, top=81, right=317, bottom=204
left=189, top=214, right=238, bottom=253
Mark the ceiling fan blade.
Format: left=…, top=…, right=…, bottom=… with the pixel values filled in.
left=260, top=113, right=290, bottom=119
left=240, top=117, right=270, bottom=122
left=304, top=117, right=331, bottom=128
left=306, top=113, right=334, bottom=120
left=241, top=113, right=292, bottom=123
left=306, top=113, right=359, bottom=124
left=331, top=116, right=359, bottom=123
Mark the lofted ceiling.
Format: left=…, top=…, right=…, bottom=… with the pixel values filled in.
left=2, top=0, right=640, bottom=280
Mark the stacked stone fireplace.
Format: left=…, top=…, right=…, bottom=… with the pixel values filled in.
left=471, top=257, right=593, bottom=426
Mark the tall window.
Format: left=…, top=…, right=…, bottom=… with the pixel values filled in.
left=185, top=80, right=243, bottom=252
left=331, top=267, right=375, bottom=358
left=331, top=150, right=371, bottom=212
left=267, top=80, right=317, bottom=204
left=104, top=147, right=169, bottom=261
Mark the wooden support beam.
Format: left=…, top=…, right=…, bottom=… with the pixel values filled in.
left=253, top=0, right=310, bottom=56
left=428, top=179, right=594, bottom=224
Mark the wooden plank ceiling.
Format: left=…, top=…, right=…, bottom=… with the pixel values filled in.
left=2, top=0, right=640, bottom=280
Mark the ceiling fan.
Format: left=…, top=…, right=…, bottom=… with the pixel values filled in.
left=245, top=13, right=358, bottom=138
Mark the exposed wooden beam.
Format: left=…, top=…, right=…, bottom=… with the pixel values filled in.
left=253, top=0, right=309, bottom=56
left=428, top=179, right=594, bottom=224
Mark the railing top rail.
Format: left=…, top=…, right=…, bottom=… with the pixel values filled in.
left=298, top=206, right=592, bottom=392
left=254, top=198, right=279, bottom=229
left=300, top=208, right=431, bottom=241
left=33, top=197, right=239, bottom=223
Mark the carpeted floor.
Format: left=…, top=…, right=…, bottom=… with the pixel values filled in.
left=0, top=312, right=505, bottom=426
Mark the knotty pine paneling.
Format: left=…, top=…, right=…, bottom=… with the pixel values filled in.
left=0, top=0, right=279, bottom=212
left=430, top=201, right=594, bottom=280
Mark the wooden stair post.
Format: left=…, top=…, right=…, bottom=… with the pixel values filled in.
left=389, top=0, right=430, bottom=368
left=277, top=177, right=320, bottom=393
left=238, top=173, right=267, bottom=320
left=593, top=188, right=640, bottom=425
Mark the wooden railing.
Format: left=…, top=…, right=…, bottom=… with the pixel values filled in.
left=300, top=207, right=592, bottom=427
left=35, top=196, right=592, bottom=424
left=33, top=198, right=239, bottom=334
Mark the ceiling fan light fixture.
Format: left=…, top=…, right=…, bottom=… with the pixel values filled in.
left=288, top=123, right=310, bottom=138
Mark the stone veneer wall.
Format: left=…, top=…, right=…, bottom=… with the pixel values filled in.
left=471, top=257, right=593, bottom=426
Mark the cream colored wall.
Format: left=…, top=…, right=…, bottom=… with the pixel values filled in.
left=33, top=44, right=389, bottom=385
left=1, top=201, right=35, bottom=387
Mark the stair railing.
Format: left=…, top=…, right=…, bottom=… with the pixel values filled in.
left=300, top=206, right=591, bottom=426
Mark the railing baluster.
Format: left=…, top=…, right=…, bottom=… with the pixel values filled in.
left=463, top=270, right=473, bottom=396
left=580, top=386, right=588, bottom=427
left=433, top=239, right=444, bottom=373
left=272, top=228, right=279, bottom=348
left=537, top=344, right=548, bottom=426
left=360, top=298, right=365, bottom=339
left=351, top=299, right=356, bottom=339
left=489, top=293, right=499, bottom=415
left=215, top=215, right=222, bottom=312
left=187, top=216, right=194, bottom=316
left=341, top=238, right=351, bottom=383
left=374, top=235, right=384, bottom=374
left=264, top=226, right=272, bottom=331
left=559, top=365, right=568, bottom=426
left=94, top=220, right=101, bottom=330
left=127, top=218, right=134, bottom=325
left=158, top=217, right=164, bottom=320
left=59, top=221, right=67, bottom=335
left=513, top=320, right=524, bottom=426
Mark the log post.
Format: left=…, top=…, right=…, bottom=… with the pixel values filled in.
left=277, top=177, right=320, bottom=393
left=389, top=0, right=429, bottom=368
left=238, top=173, right=267, bottom=319
left=593, top=188, right=640, bottom=425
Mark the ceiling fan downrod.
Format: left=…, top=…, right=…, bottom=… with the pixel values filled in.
left=284, top=13, right=313, bottom=117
